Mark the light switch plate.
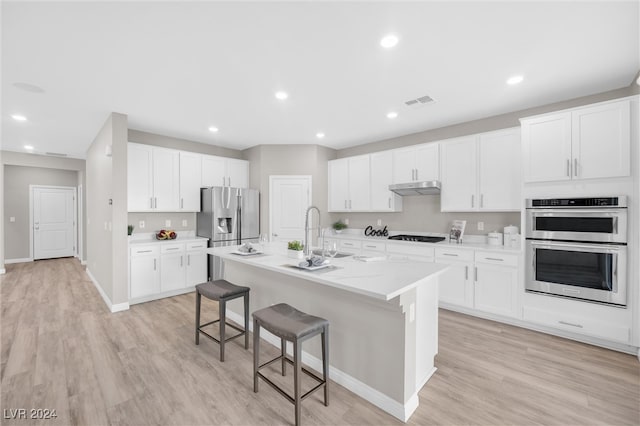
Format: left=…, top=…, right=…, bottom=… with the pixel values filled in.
left=477, top=221, right=484, bottom=231
left=344, top=218, right=349, bottom=225
left=182, top=219, right=188, bottom=227
left=139, top=221, right=145, bottom=229
left=377, top=219, right=382, bottom=226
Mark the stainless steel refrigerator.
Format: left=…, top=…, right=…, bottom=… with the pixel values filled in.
left=196, top=187, right=259, bottom=281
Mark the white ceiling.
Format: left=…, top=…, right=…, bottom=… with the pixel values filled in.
left=2, top=1, right=639, bottom=159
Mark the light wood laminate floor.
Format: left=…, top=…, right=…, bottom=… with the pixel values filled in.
left=1, top=258, right=639, bottom=425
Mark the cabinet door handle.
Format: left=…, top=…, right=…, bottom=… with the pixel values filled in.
left=364, top=245, right=377, bottom=249
left=474, top=266, right=477, bottom=282
left=485, top=257, right=504, bottom=262
left=344, top=200, right=347, bottom=209
left=166, top=247, right=179, bottom=251
left=349, top=200, right=352, bottom=209
left=480, top=194, right=484, bottom=208
left=574, top=159, right=578, bottom=177
left=465, top=265, right=468, bottom=280
left=566, top=159, right=571, bottom=177
left=388, top=197, right=391, bottom=208
left=443, top=253, right=458, bottom=257
left=471, top=195, right=474, bottom=208
left=559, top=320, right=583, bottom=329
left=150, top=197, right=153, bottom=209
left=181, top=198, right=184, bottom=209
left=180, top=256, right=183, bottom=267
left=187, top=254, right=191, bottom=266
left=137, top=250, right=152, bottom=253
left=154, top=197, right=158, bottom=208
left=415, top=169, right=419, bottom=180
left=153, top=259, right=157, bottom=270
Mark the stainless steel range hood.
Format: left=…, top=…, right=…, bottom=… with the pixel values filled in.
left=388, top=181, right=441, bottom=196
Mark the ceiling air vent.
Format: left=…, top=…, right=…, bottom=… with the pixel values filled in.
left=404, top=94, right=435, bottom=109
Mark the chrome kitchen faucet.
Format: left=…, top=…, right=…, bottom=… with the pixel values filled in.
left=304, top=206, right=321, bottom=257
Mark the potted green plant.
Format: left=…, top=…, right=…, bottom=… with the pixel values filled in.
left=128, top=225, right=134, bottom=236
left=332, top=220, right=347, bottom=234
left=287, top=240, right=304, bottom=259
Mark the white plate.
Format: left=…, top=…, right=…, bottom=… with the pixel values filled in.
left=294, top=263, right=331, bottom=271
left=232, top=251, right=263, bottom=256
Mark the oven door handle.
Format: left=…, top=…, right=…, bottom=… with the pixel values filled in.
left=612, top=216, right=618, bottom=234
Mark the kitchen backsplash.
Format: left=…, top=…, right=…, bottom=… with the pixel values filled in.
left=128, top=212, right=197, bottom=235
left=328, top=195, right=520, bottom=236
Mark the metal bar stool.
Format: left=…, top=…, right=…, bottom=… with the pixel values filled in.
left=253, top=303, right=329, bottom=426
left=195, top=280, right=250, bottom=362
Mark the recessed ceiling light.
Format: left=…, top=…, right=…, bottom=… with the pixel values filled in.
left=316, top=132, right=325, bottom=139
left=24, top=145, right=34, bottom=150
left=275, top=91, right=288, bottom=100
left=387, top=112, right=398, bottom=119
left=11, top=114, right=27, bottom=121
left=208, top=126, right=219, bottom=133
left=507, top=75, right=524, bottom=85
left=380, top=34, right=399, bottom=49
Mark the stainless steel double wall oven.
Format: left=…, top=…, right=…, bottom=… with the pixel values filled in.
left=525, top=196, right=628, bottom=306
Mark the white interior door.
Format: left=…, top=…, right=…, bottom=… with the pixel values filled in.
left=33, top=186, right=76, bottom=260
left=269, top=176, right=311, bottom=242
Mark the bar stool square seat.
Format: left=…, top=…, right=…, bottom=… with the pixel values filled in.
left=253, top=303, right=329, bottom=426
left=195, top=280, right=250, bottom=362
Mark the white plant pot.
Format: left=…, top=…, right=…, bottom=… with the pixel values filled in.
left=334, top=229, right=343, bottom=234
left=288, top=250, right=304, bottom=259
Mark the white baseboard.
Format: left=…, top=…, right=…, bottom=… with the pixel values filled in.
left=226, top=310, right=418, bottom=422
left=5, top=258, right=34, bottom=264
left=130, top=287, right=195, bottom=306
left=85, top=268, right=130, bottom=313
left=0, top=268, right=5, bottom=274
left=80, top=260, right=87, bottom=266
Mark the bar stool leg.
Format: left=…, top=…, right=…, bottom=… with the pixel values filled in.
left=219, top=299, right=226, bottom=362
left=244, top=292, right=250, bottom=349
left=253, top=318, right=260, bottom=392
left=322, top=327, right=329, bottom=406
left=195, top=291, right=201, bottom=345
left=294, top=340, right=302, bottom=426
left=281, top=339, right=287, bottom=376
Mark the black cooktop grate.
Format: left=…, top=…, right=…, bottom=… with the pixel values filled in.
left=387, top=235, right=446, bottom=243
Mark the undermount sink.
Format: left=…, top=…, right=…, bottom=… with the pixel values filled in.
left=311, top=249, right=353, bottom=258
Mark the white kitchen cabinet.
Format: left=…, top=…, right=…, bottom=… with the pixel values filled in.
left=522, top=99, right=630, bottom=182
left=392, top=143, right=439, bottom=183
left=473, top=251, right=519, bottom=318
left=328, top=155, right=371, bottom=212
left=186, top=241, right=208, bottom=286
left=160, top=243, right=186, bottom=292
left=360, top=241, right=386, bottom=256
left=370, top=151, right=402, bottom=212
left=179, top=151, right=202, bottom=211
left=152, top=147, right=181, bottom=211
left=387, top=243, right=434, bottom=262
left=441, top=129, right=520, bottom=212
left=129, top=245, right=160, bottom=299
left=201, top=154, right=249, bottom=188
left=435, top=247, right=473, bottom=308
left=440, top=136, right=477, bottom=211
left=127, top=143, right=180, bottom=212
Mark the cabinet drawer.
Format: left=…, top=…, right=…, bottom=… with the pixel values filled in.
left=161, top=243, right=185, bottom=254
left=186, top=241, right=207, bottom=251
left=130, top=245, right=159, bottom=256
left=523, top=306, right=630, bottom=344
left=475, top=251, right=518, bottom=267
left=361, top=241, right=386, bottom=252
left=339, top=240, right=361, bottom=250
left=387, top=243, right=435, bottom=259
left=435, top=248, right=473, bottom=262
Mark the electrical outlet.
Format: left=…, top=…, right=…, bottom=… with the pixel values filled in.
left=139, top=220, right=145, bottom=229
left=182, top=219, right=188, bottom=227
left=344, top=218, right=349, bottom=225
left=377, top=219, right=382, bottom=226
left=9, top=217, right=15, bottom=222
left=165, top=219, right=171, bottom=227
left=478, top=221, right=484, bottom=231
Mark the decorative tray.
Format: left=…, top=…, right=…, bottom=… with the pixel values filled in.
left=231, top=251, right=263, bottom=256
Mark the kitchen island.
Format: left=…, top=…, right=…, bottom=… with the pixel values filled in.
left=205, top=243, right=449, bottom=422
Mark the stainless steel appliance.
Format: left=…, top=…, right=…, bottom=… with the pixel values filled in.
left=197, top=187, right=259, bottom=281
left=388, top=181, right=441, bottom=196
left=525, top=196, right=627, bottom=306
left=387, top=234, right=446, bottom=243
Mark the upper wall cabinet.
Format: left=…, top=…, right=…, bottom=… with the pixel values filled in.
left=128, top=143, right=180, bottom=212
left=179, top=152, right=202, bottom=211
left=441, top=128, right=521, bottom=212
left=392, top=143, right=439, bottom=183
left=202, top=155, right=249, bottom=188
left=370, top=151, right=402, bottom=212
left=328, top=155, right=371, bottom=212
left=521, top=99, right=631, bottom=183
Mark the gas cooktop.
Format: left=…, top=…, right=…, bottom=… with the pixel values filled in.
left=387, top=235, right=447, bottom=243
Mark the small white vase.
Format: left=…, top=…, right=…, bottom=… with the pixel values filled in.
left=288, top=250, right=304, bottom=259
left=334, top=229, right=342, bottom=234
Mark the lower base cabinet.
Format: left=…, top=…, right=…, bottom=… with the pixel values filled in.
left=435, top=248, right=473, bottom=308
left=473, top=251, right=519, bottom=318
left=130, top=240, right=207, bottom=303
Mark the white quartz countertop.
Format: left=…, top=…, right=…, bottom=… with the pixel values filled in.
left=128, top=232, right=208, bottom=245
left=206, top=243, right=449, bottom=301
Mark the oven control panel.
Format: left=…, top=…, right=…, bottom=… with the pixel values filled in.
left=527, top=196, right=626, bottom=208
